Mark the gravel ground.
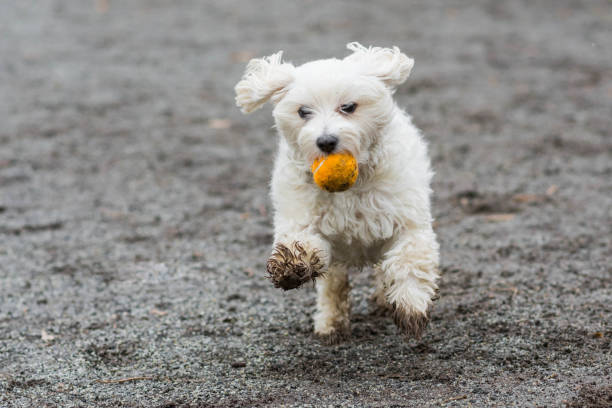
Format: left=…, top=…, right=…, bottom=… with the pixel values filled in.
left=0, top=1, right=610, bottom=407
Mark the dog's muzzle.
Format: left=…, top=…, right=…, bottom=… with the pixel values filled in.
left=316, top=134, right=338, bottom=153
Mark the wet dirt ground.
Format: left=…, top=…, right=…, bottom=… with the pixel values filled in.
left=0, top=1, right=610, bottom=406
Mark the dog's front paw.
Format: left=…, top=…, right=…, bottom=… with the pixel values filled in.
left=392, top=304, right=429, bottom=340
left=266, top=242, right=324, bottom=290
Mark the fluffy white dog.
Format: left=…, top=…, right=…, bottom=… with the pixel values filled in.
left=235, top=43, right=440, bottom=343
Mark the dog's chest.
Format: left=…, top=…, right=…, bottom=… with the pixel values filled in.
left=314, top=191, right=398, bottom=249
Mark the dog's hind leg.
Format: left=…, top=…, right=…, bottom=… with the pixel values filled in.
left=371, top=264, right=392, bottom=315
left=314, top=263, right=350, bottom=344
left=380, top=228, right=440, bottom=339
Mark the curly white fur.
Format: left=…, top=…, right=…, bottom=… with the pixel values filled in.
left=235, top=43, right=440, bottom=341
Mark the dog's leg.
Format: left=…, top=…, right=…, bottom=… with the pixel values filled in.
left=314, top=263, right=350, bottom=344
left=266, top=228, right=331, bottom=290
left=380, top=228, right=439, bottom=339
left=371, top=264, right=391, bottom=315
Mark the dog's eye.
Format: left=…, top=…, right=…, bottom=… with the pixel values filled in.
left=298, top=106, right=313, bottom=119
left=340, top=102, right=358, bottom=114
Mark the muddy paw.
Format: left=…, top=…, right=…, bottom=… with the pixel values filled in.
left=315, top=327, right=350, bottom=345
left=266, top=242, right=324, bottom=290
left=392, top=304, right=429, bottom=340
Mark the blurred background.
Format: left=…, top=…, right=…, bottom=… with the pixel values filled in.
left=1, top=1, right=610, bottom=407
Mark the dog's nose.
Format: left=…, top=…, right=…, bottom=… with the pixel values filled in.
left=316, top=134, right=338, bottom=153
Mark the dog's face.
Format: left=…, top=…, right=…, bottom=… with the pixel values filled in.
left=235, top=43, right=414, bottom=164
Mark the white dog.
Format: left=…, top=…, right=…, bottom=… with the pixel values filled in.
left=235, top=43, right=440, bottom=343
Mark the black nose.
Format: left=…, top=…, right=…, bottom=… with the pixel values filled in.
left=316, top=134, right=338, bottom=153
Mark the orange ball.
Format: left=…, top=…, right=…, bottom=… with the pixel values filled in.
left=311, top=152, right=358, bottom=192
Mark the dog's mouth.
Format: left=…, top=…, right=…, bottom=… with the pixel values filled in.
left=310, top=152, right=359, bottom=193
left=297, top=129, right=362, bottom=166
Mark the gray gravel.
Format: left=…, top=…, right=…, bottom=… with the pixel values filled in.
left=1, top=1, right=611, bottom=407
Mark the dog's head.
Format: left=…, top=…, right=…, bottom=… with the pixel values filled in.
left=235, top=43, right=414, bottom=164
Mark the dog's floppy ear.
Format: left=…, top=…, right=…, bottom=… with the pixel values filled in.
left=235, top=51, right=295, bottom=114
left=345, top=42, right=414, bottom=90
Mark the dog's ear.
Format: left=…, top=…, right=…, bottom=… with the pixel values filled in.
left=345, top=42, right=414, bottom=90
left=235, top=51, right=295, bottom=114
